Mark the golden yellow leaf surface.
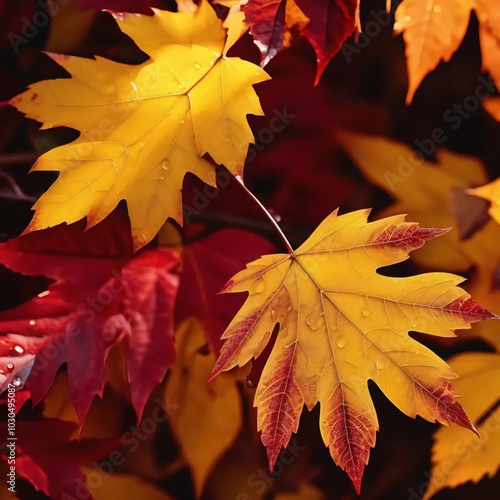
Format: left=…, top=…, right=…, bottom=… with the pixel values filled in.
left=337, top=130, right=500, bottom=350
left=165, top=318, right=242, bottom=497
left=85, top=472, right=174, bottom=500
left=424, top=353, right=500, bottom=499
left=469, top=178, right=500, bottom=224
left=210, top=208, right=497, bottom=493
left=394, top=0, right=472, bottom=103
left=10, top=0, right=269, bottom=250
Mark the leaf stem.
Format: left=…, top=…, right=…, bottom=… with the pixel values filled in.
left=233, top=174, right=295, bottom=256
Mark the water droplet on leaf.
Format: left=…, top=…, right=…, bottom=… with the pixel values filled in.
left=336, top=336, right=346, bottom=348
left=251, top=278, right=266, bottom=293
left=8, top=346, right=24, bottom=356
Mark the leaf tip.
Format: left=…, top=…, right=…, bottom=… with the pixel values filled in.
left=219, top=279, right=235, bottom=294
left=445, top=298, right=499, bottom=323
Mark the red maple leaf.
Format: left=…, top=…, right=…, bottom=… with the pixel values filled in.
left=243, top=0, right=357, bottom=83
left=0, top=210, right=179, bottom=424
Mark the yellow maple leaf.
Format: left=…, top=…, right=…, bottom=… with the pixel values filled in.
left=336, top=129, right=489, bottom=271
left=210, top=208, right=497, bottom=493
left=165, top=318, right=242, bottom=497
left=336, top=130, right=500, bottom=350
left=469, top=178, right=500, bottom=224
left=394, top=0, right=472, bottom=103
left=9, top=0, right=269, bottom=250
left=423, top=352, right=500, bottom=499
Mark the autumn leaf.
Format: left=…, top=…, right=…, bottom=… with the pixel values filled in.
left=209, top=208, right=497, bottom=492
left=469, top=178, right=500, bottom=225
left=0, top=212, right=179, bottom=423
left=394, top=0, right=472, bottom=103
left=165, top=318, right=242, bottom=497
left=243, top=0, right=310, bottom=66
left=0, top=419, right=120, bottom=500
left=425, top=352, right=500, bottom=499
left=243, top=0, right=357, bottom=84
left=9, top=0, right=269, bottom=249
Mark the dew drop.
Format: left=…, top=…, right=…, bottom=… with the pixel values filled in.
left=269, top=208, right=281, bottom=222
left=376, top=358, right=387, bottom=370
left=252, top=278, right=266, bottom=293
left=361, top=308, right=370, bottom=317
left=433, top=5, right=441, bottom=13
left=29, top=320, right=36, bottom=326
left=6, top=363, right=14, bottom=373
left=0, top=369, right=4, bottom=375
left=104, top=84, right=116, bottom=95
left=159, top=175, right=165, bottom=181
left=336, top=336, right=346, bottom=348
left=194, top=63, right=201, bottom=70
left=8, top=345, right=24, bottom=356
left=38, top=290, right=50, bottom=298
left=403, top=15, right=411, bottom=22
left=12, top=377, right=22, bottom=388
left=306, top=316, right=319, bottom=331
left=161, top=160, right=169, bottom=170
left=396, top=375, right=402, bottom=383
left=271, top=308, right=276, bottom=319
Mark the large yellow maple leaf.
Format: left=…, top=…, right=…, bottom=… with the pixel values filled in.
left=209, top=208, right=497, bottom=492
left=10, top=1, right=269, bottom=250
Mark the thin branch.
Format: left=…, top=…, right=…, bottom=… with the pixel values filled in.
left=233, top=174, right=295, bottom=256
